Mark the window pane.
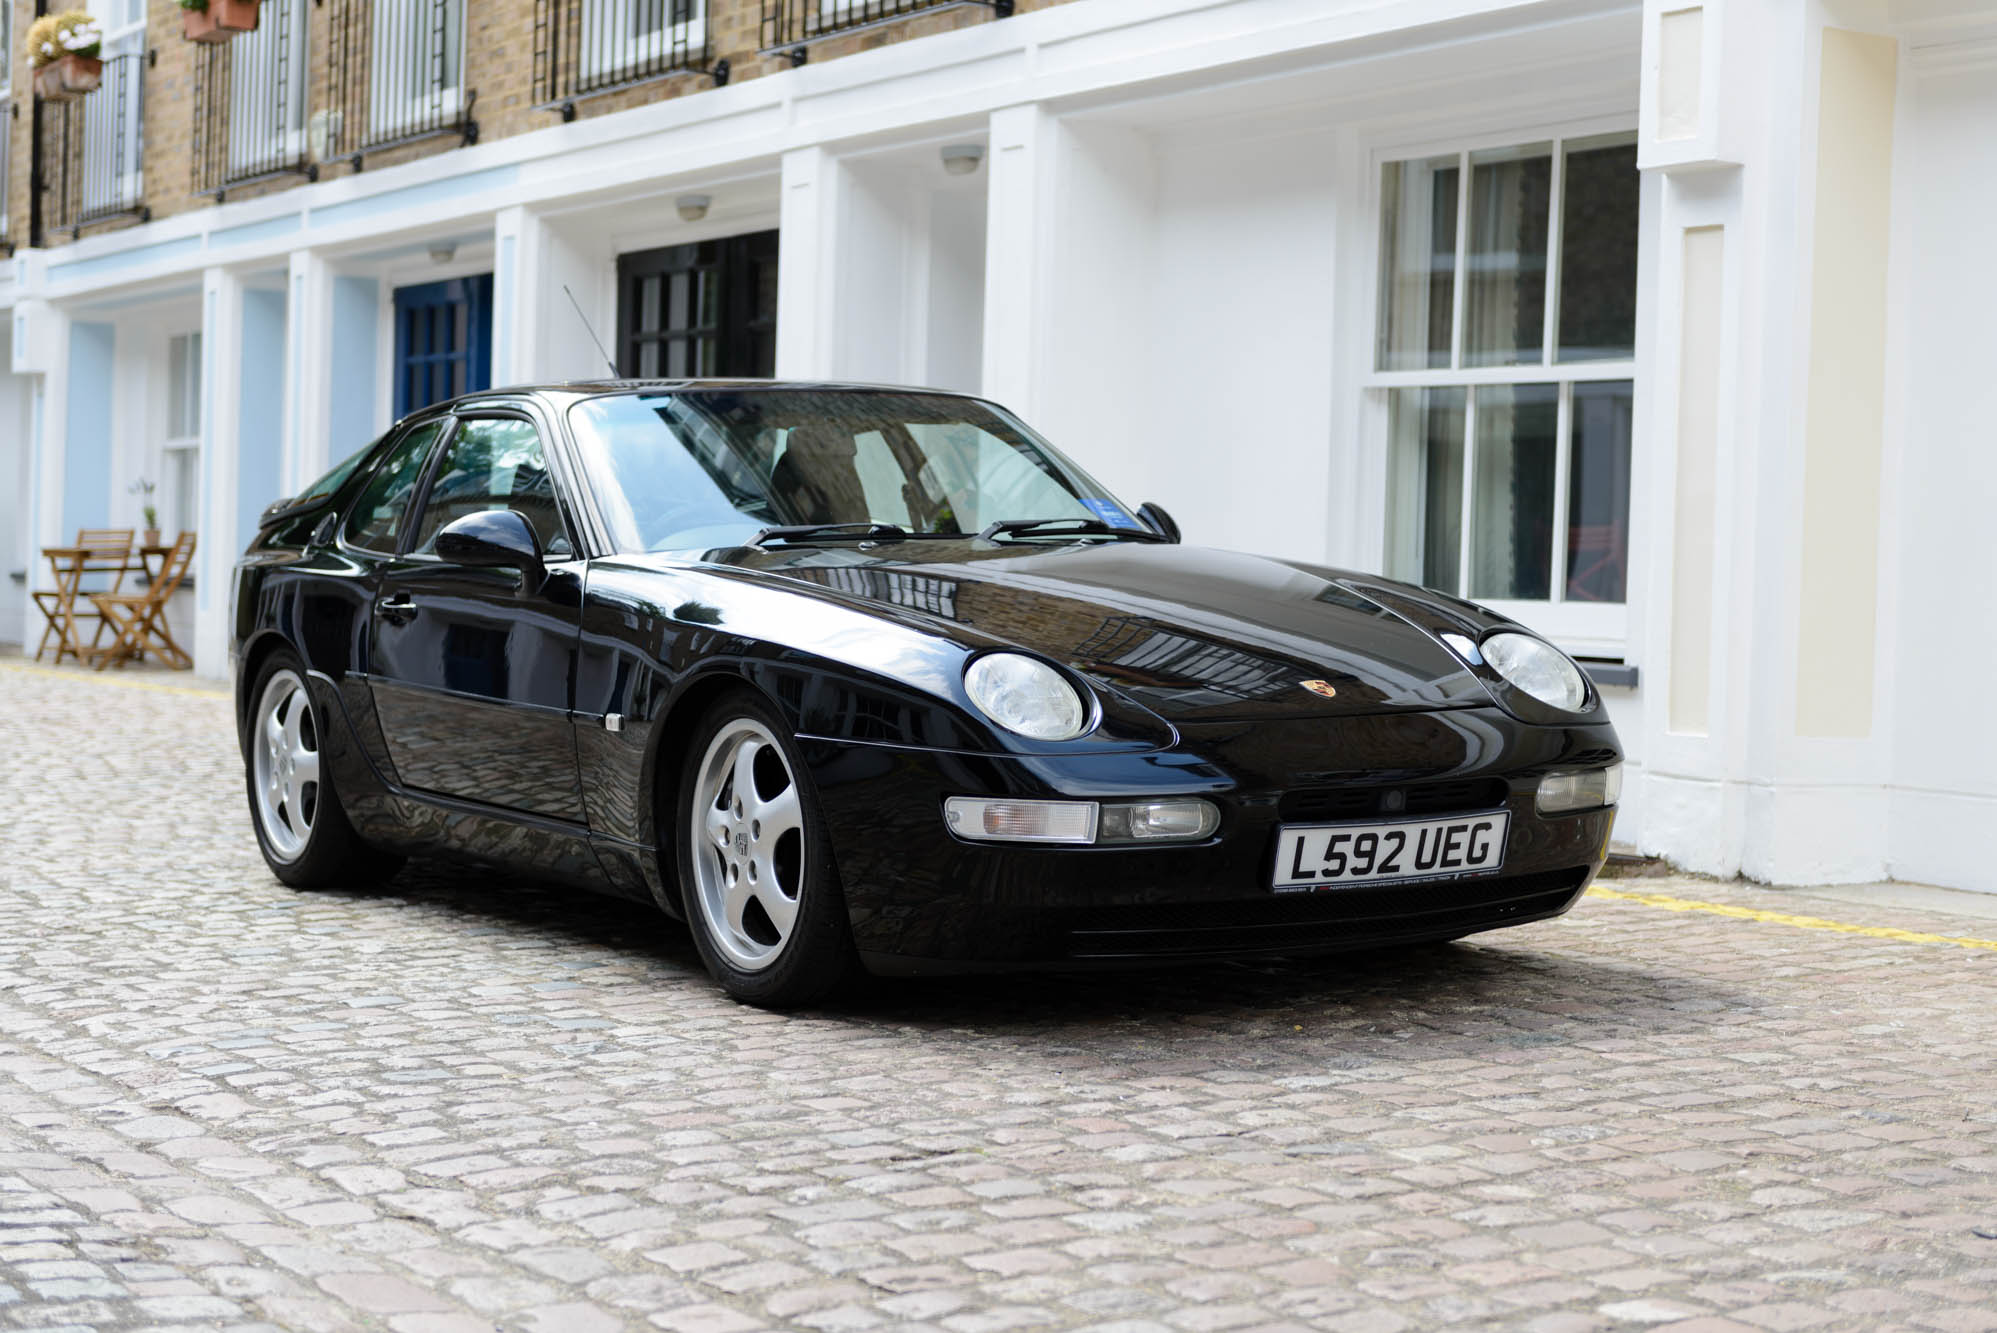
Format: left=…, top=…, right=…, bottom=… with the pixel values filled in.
left=167, top=334, right=195, bottom=440
left=1464, top=143, right=1552, bottom=367
left=167, top=447, right=199, bottom=537
left=412, top=417, right=569, bottom=557
left=1384, top=387, right=1467, bottom=595
left=1469, top=383, right=1557, bottom=600
left=346, top=420, right=445, bottom=551
left=1566, top=380, right=1633, bottom=602
left=1375, top=155, right=1458, bottom=371
left=1557, top=134, right=1640, bottom=362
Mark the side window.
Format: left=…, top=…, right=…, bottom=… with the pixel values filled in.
left=410, top=417, right=574, bottom=558
left=345, top=420, right=448, bottom=551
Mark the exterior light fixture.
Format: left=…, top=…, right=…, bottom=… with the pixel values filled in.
left=676, top=194, right=712, bottom=222
left=427, top=242, right=457, bottom=264
left=940, top=144, right=985, bottom=176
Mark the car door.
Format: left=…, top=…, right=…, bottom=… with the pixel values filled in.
left=365, top=409, right=587, bottom=822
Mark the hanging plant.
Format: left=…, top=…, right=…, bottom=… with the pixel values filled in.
left=27, top=12, right=103, bottom=102
left=179, top=0, right=262, bottom=46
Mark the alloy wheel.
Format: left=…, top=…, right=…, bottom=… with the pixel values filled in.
left=252, top=669, right=321, bottom=862
left=689, top=718, right=806, bottom=972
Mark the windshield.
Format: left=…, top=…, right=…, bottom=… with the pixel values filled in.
left=568, top=389, right=1145, bottom=553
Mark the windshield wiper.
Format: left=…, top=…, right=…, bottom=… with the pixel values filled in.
left=977, top=517, right=1168, bottom=544
left=751, top=522, right=918, bottom=547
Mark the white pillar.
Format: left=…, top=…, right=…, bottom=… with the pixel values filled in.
left=980, top=105, right=1053, bottom=416
left=194, top=266, right=244, bottom=681
left=284, top=250, right=333, bottom=496
left=493, top=206, right=537, bottom=388
left=776, top=147, right=838, bottom=380
left=12, top=297, right=70, bottom=653
left=1633, top=0, right=1902, bottom=886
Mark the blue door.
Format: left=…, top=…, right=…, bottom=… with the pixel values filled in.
left=393, top=275, right=493, bottom=417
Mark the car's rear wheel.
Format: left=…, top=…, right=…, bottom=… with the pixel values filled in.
left=246, top=651, right=402, bottom=889
left=677, top=691, right=856, bottom=1008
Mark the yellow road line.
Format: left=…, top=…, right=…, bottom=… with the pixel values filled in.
left=0, top=660, right=227, bottom=700
left=1587, top=885, right=1997, bottom=953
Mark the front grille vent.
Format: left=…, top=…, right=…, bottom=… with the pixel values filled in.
left=1278, top=777, right=1510, bottom=825
left=1059, top=867, right=1590, bottom=960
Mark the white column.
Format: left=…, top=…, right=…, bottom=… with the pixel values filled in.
left=496, top=205, right=613, bottom=384
left=1633, top=0, right=1902, bottom=886
left=284, top=250, right=334, bottom=496
left=979, top=105, right=1053, bottom=415
left=493, top=206, right=538, bottom=387
left=776, top=147, right=839, bottom=380
left=194, top=266, right=244, bottom=681
left=13, top=299, right=70, bottom=652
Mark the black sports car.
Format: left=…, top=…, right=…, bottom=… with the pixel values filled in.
left=232, top=382, right=1622, bottom=1006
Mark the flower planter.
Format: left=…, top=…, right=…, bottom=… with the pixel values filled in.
left=33, top=53, right=101, bottom=102
left=182, top=0, right=260, bottom=44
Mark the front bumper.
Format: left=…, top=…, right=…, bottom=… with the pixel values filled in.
left=799, top=705, right=1619, bottom=973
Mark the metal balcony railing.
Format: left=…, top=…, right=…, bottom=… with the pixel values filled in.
left=192, top=0, right=313, bottom=197
left=44, top=53, right=147, bottom=235
left=760, top=0, right=1011, bottom=58
left=324, top=0, right=477, bottom=168
left=534, top=0, right=728, bottom=118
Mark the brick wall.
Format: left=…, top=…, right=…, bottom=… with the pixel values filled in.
left=3, top=0, right=1079, bottom=251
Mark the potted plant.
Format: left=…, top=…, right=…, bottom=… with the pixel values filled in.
left=130, top=479, right=160, bottom=547
left=179, top=0, right=261, bottom=46
left=27, top=12, right=103, bottom=102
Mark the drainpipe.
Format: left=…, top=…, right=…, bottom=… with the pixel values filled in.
left=27, top=0, right=49, bottom=250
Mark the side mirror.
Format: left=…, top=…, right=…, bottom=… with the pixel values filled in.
left=1137, top=502, right=1181, bottom=544
left=435, top=510, right=546, bottom=587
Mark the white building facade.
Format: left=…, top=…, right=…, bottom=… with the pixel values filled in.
left=3, top=0, right=1992, bottom=894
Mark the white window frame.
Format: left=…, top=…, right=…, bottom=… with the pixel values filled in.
left=368, top=0, right=465, bottom=143
left=162, top=331, right=203, bottom=539
left=579, top=0, right=706, bottom=84
left=1365, top=114, right=1640, bottom=658
left=228, top=0, right=311, bottom=177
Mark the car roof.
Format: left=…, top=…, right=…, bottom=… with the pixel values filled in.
left=442, top=379, right=994, bottom=406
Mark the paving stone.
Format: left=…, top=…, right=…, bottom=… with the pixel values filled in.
left=0, top=658, right=1994, bottom=1332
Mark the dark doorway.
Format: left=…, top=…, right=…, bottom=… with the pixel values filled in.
left=616, top=231, right=778, bottom=379
left=393, top=275, right=493, bottom=416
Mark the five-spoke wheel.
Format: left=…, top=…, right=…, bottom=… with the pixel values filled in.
left=252, top=669, right=321, bottom=862
left=242, top=650, right=402, bottom=889
left=677, top=692, right=855, bottom=1007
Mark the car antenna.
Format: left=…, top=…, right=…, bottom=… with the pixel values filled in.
left=563, top=284, right=620, bottom=379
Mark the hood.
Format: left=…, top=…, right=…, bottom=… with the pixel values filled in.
left=719, top=540, right=1493, bottom=722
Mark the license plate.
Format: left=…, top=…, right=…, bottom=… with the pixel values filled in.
left=1272, top=810, right=1510, bottom=891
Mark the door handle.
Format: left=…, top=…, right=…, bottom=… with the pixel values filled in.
left=376, top=593, right=418, bottom=625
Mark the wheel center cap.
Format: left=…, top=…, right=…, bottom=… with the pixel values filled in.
left=735, top=831, right=749, bottom=857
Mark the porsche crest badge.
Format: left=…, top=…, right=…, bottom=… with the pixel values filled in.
left=1300, top=679, right=1338, bottom=699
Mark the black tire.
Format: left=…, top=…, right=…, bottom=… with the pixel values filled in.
left=674, top=689, right=857, bottom=1008
left=244, top=649, right=404, bottom=889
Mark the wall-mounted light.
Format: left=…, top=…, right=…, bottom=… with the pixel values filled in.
left=940, top=144, right=985, bottom=176
left=428, top=242, right=458, bottom=264
left=676, top=194, right=712, bottom=222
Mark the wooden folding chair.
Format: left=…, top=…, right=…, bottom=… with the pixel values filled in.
left=32, top=529, right=136, bottom=664
left=89, top=531, right=197, bottom=670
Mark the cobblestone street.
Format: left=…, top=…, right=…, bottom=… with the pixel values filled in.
left=1, top=658, right=1994, bottom=1333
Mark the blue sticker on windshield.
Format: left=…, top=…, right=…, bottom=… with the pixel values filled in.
left=1081, top=498, right=1141, bottom=530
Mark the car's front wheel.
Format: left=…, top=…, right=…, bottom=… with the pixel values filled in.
left=676, top=691, right=856, bottom=1008
left=245, top=651, right=402, bottom=889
